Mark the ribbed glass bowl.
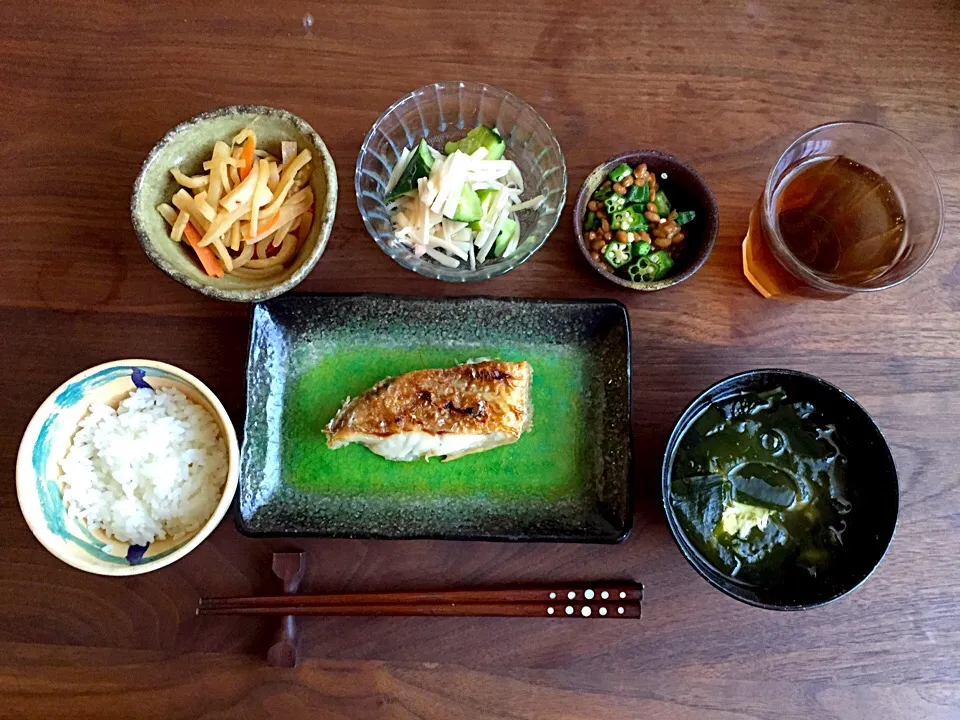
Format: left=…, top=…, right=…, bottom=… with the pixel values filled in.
left=356, top=82, right=567, bottom=281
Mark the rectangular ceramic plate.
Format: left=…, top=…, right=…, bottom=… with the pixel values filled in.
left=237, top=294, right=632, bottom=542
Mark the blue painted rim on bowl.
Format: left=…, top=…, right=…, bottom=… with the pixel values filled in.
left=31, top=365, right=189, bottom=565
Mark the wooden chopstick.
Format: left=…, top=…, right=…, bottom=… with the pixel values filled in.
left=199, top=583, right=643, bottom=609
left=198, top=583, right=643, bottom=619
left=198, top=602, right=641, bottom=618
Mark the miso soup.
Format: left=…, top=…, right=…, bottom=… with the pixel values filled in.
left=669, top=387, right=853, bottom=586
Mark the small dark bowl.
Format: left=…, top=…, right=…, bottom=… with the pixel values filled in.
left=662, top=369, right=899, bottom=610
left=574, top=150, right=718, bottom=291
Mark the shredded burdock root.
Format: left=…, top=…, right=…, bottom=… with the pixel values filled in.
left=156, top=128, right=315, bottom=278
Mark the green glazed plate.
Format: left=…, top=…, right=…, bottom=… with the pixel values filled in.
left=237, top=294, right=632, bottom=541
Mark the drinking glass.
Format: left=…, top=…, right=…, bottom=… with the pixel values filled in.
left=743, top=121, right=943, bottom=299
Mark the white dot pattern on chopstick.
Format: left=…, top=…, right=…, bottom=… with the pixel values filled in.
left=543, top=589, right=640, bottom=619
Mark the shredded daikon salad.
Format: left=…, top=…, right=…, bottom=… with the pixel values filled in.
left=385, top=130, right=544, bottom=270
left=156, top=129, right=314, bottom=279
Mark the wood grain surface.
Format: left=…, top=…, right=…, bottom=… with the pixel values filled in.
left=1, top=0, right=959, bottom=718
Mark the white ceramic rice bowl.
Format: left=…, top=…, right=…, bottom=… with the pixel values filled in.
left=17, top=360, right=239, bottom=576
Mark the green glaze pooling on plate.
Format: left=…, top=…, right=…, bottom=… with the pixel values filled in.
left=238, top=294, right=632, bottom=541
left=284, top=346, right=588, bottom=501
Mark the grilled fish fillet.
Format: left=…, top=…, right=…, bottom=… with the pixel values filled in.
left=324, top=360, right=533, bottom=461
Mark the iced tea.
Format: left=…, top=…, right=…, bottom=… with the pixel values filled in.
left=743, top=122, right=942, bottom=299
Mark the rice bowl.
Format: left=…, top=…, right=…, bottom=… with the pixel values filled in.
left=17, top=360, right=239, bottom=576
left=60, top=387, right=228, bottom=547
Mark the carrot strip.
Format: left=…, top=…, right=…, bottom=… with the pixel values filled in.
left=238, top=137, right=255, bottom=180
left=183, top=222, right=224, bottom=278
left=253, top=210, right=280, bottom=237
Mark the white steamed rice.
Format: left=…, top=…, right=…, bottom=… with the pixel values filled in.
left=59, top=387, right=228, bottom=546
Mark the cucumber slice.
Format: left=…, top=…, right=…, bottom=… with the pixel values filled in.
left=493, top=217, right=519, bottom=257
left=469, top=188, right=497, bottom=230
left=387, top=139, right=435, bottom=201
left=445, top=125, right=506, bottom=160
left=476, top=188, right=496, bottom=206
left=415, top=139, right=434, bottom=167
left=449, top=184, right=483, bottom=222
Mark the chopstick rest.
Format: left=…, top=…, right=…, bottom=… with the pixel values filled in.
left=266, top=551, right=305, bottom=668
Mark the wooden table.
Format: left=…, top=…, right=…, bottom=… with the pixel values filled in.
left=2, top=1, right=958, bottom=717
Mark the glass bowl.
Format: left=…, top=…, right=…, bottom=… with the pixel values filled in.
left=355, top=82, right=567, bottom=281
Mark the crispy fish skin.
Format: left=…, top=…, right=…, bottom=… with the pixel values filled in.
left=324, top=361, right=533, bottom=461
